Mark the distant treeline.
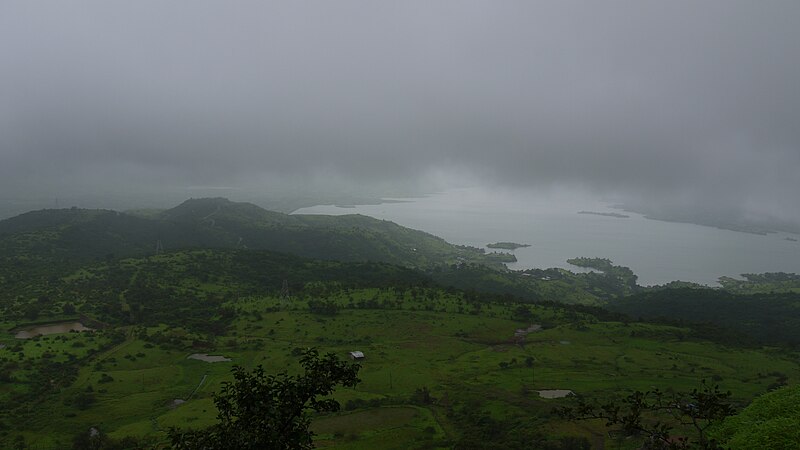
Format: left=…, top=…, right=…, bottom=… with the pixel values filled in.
left=609, top=288, right=800, bottom=346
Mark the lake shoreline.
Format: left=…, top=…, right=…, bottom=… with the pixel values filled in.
left=293, top=188, right=800, bottom=286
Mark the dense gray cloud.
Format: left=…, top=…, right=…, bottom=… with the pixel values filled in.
left=1, top=1, right=799, bottom=221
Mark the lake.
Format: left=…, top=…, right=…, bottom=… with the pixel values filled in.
left=14, top=321, right=93, bottom=339
left=294, top=188, right=800, bottom=286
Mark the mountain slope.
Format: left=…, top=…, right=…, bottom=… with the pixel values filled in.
left=607, top=288, right=800, bottom=345
left=0, top=198, right=496, bottom=269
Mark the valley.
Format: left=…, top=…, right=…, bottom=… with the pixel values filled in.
left=3, top=288, right=798, bottom=449
left=0, top=200, right=799, bottom=449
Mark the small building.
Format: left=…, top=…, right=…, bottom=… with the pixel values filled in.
left=348, top=351, right=365, bottom=360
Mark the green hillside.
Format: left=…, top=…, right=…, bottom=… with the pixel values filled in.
left=3, top=283, right=797, bottom=449
left=608, top=288, right=800, bottom=346
left=711, top=384, right=800, bottom=449
left=2, top=202, right=799, bottom=449
left=0, top=198, right=498, bottom=271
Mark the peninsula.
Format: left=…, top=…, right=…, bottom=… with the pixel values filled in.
left=487, top=242, right=530, bottom=250
left=578, top=211, right=629, bottom=218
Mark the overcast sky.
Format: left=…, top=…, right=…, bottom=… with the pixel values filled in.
left=1, top=1, right=799, bottom=221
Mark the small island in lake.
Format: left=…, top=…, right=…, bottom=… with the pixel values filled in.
left=786, top=237, right=798, bottom=242
left=578, top=211, right=629, bottom=218
left=487, top=242, right=530, bottom=250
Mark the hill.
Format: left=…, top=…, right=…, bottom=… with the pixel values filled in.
left=0, top=198, right=497, bottom=270
left=607, top=288, right=800, bottom=346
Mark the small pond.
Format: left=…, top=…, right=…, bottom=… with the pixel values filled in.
left=14, top=322, right=93, bottom=339
left=537, top=389, right=574, bottom=399
left=187, top=353, right=231, bottom=363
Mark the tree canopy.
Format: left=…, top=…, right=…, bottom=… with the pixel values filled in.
left=169, top=348, right=360, bottom=450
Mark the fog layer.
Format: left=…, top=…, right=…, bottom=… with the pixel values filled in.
left=1, top=2, right=799, bottom=223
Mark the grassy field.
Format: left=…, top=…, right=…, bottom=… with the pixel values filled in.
left=2, top=289, right=798, bottom=449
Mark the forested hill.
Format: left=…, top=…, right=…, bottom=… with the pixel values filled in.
left=607, top=288, right=800, bottom=346
left=0, top=197, right=495, bottom=269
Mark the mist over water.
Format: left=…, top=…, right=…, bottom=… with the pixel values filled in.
left=295, top=188, right=800, bottom=286
left=2, top=2, right=800, bottom=228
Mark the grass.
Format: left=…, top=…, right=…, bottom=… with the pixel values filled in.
left=2, top=290, right=799, bottom=448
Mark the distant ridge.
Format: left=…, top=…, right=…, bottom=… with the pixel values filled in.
left=0, top=198, right=496, bottom=269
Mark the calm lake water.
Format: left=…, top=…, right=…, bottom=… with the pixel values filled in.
left=294, top=188, right=800, bottom=286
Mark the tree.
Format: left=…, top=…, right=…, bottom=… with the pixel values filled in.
left=169, top=348, right=360, bottom=450
left=513, top=305, right=533, bottom=321
left=23, top=304, right=40, bottom=321
left=710, top=384, right=800, bottom=449
left=63, top=302, right=76, bottom=315
left=308, top=299, right=338, bottom=316
left=555, top=380, right=735, bottom=449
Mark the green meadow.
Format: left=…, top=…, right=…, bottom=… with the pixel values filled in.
left=4, top=289, right=798, bottom=449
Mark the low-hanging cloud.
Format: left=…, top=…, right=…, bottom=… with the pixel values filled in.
left=1, top=1, right=799, bottom=221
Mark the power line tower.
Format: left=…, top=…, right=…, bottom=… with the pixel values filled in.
left=280, top=279, right=291, bottom=309
left=155, top=240, right=164, bottom=255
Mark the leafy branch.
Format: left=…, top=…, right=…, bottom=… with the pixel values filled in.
left=555, top=380, right=734, bottom=449
left=169, top=348, right=360, bottom=450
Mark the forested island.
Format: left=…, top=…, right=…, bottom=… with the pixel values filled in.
left=486, top=242, right=530, bottom=250
left=577, top=211, right=629, bottom=218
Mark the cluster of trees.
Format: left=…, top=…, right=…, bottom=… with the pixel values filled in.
left=566, top=257, right=639, bottom=297
left=445, top=398, right=591, bottom=449
left=169, top=348, right=360, bottom=450
left=609, top=288, right=800, bottom=346
left=307, top=299, right=339, bottom=316
left=556, top=380, right=735, bottom=449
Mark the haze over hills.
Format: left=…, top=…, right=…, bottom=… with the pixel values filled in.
left=3, top=3, right=800, bottom=230
left=0, top=197, right=500, bottom=269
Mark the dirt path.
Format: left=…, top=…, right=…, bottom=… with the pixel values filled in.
left=202, top=205, right=221, bottom=227
left=186, top=374, right=208, bottom=400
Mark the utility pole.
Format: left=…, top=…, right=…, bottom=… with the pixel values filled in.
left=280, top=280, right=290, bottom=309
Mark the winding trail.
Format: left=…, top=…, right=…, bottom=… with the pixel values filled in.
left=202, top=205, right=221, bottom=227
left=186, top=374, right=208, bottom=401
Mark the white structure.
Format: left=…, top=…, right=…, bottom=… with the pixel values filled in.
left=348, top=351, right=365, bottom=360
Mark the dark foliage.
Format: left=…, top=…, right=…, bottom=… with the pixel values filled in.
left=609, top=288, right=800, bottom=346
left=556, top=381, right=735, bottom=449
left=169, top=348, right=360, bottom=450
